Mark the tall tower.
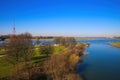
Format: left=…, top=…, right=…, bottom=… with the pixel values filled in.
left=13, top=21, right=16, bottom=35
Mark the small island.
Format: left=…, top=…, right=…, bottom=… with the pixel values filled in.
left=110, top=42, right=120, bottom=48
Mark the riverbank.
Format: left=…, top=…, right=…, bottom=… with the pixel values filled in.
left=75, top=37, right=91, bottom=40
left=110, top=42, right=120, bottom=48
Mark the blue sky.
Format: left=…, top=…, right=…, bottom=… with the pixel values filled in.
left=0, top=0, right=120, bottom=37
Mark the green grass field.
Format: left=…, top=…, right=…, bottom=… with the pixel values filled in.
left=75, top=37, right=91, bottom=40
left=0, top=45, right=62, bottom=79
left=0, top=56, right=13, bottom=79
left=0, top=49, right=5, bottom=55
left=110, top=42, right=120, bottom=48
left=54, top=45, right=62, bottom=53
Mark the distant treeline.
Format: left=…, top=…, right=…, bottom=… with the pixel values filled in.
left=0, top=35, right=10, bottom=41
left=32, top=36, right=54, bottom=39
left=0, top=35, right=77, bottom=40
left=114, top=37, right=120, bottom=39
left=0, top=35, right=55, bottom=40
left=1, top=34, right=116, bottom=41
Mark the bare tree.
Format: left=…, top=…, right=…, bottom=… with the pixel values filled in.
left=40, top=42, right=53, bottom=57
left=6, top=33, right=34, bottom=80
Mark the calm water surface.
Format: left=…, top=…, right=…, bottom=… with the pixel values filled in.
left=77, top=39, right=120, bottom=80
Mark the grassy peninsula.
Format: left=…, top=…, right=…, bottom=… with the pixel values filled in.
left=110, top=42, right=120, bottom=48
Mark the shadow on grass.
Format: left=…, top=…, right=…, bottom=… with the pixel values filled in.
left=32, top=55, right=48, bottom=60
left=32, top=55, right=49, bottom=64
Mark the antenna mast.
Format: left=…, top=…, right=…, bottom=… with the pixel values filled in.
left=13, top=21, right=16, bottom=35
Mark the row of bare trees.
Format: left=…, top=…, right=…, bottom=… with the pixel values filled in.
left=54, top=37, right=76, bottom=47
left=43, top=42, right=87, bottom=80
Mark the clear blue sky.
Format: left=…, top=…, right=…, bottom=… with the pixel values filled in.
left=0, top=0, right=120, bottom=37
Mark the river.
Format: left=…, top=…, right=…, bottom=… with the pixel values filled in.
left=77, top=39, right=120, bottom=80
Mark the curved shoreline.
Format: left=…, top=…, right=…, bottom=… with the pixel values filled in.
left=110, top=42, right=120, bottom=48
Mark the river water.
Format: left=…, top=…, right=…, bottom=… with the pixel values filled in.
left=77, top=39, right=120, bottom=80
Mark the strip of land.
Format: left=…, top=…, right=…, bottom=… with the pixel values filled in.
left=110, top=42, right=120, bottom=48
